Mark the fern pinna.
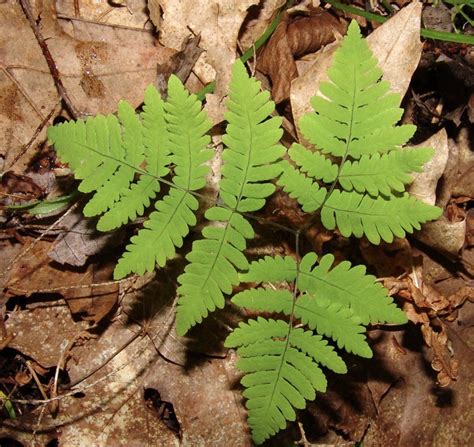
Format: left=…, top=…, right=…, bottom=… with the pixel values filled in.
left=175, top=61, right=284, bottom=335
left=48, top=75, right=212, bottom=279
left=46, top=21, right=441, bottom=446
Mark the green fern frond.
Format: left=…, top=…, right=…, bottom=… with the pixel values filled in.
left=279, top=162, right=326, bottom=212
left=338, top=148, right=435, bottom=196
left=175, top=60, right=284, bottom=335
left=240, top=255, right=297, bottom=283
left=225, top=317, right=327, bottom=445
left=114, top=76, right=212, bottom=279
left=298, top=253, right=406, bottom=324
left=321, top=190, right=442, bottom=244
left=295, top=295, right=371, bottom=358
left=97, top=86, right=170, bottom=231
left=278, top=20, right=442, bottom=243
left=48, top=76, right=211, bottom=280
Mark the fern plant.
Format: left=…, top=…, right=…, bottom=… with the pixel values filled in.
left=47, top=21, right=441, bottom=446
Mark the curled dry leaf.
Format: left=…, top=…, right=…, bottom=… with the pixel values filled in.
left=291, top=1, right=422, bottom=140
left=409, top=128, right=449, bottom=206
left=257, top=10, right=345, bottom=103
left=409, top=128, right=465, bottom=258
left=384, top=274, right=467, bottom=387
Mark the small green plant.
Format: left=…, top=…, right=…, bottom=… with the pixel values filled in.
left=48, top=21, right=441, bottom=445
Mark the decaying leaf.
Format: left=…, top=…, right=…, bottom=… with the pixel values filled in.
left=5, top=301, right=88, bottom=368
left=239, top=0, right=285, bottom=51
left=0, top=1, right=58, bottom=172
left=1, top=1, right=176, bottom=172
left=409, top=129, right=449, bottom=206
left=257, top=10, right=345, bottom=103
left=364, top=324, right=473, bottom=445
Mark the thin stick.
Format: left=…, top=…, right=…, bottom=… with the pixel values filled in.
left=25, top=361, right=49, bottom=401
left=19, top=0, right=79, bottom=119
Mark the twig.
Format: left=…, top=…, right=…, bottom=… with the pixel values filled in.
left=19, top=0, right=79, bottom=119
left=49, top=339, right=69, bottom=414
left=25, top=361, right=48, bottom=401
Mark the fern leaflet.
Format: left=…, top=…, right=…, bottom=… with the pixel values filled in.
left=175, top=60, right=284, bottom=335
left=48, top=76, right=211, bottom=279
left=278, top=20, right=442, bottom=243
left=229, top=250, right=405, bottom=442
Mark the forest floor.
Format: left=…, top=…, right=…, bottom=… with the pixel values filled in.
left=0, top=0, right=473, bottom=446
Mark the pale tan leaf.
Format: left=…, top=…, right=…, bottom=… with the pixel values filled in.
left=154, top=0, right=259, bottom=122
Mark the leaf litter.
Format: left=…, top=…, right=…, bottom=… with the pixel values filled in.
left=1, top=0, right=473, bottom=445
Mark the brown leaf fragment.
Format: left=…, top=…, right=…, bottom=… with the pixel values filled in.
left=239, top=0, right=286, bottom=51
left=4, top=238, right=118, bottom=325
left=155, top=0, right=258, bottom=122
left=48, top=209, right=122, bottom=267
left=257, top=10, right=345, bottom=103
left=364, top=324, right=473, bottom=446
left=0, top=171, right=44, bottom=202
left=5, top=301, right=88, bottom=368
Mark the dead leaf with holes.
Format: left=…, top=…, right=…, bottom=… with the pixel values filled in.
left=291, top=1, right=423, bottom=140
left=153, top=0, right=259, bottom=123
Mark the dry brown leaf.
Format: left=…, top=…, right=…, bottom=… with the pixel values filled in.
left=367, top=1, right=422, bottom=99
left=5, top=301, right=88, bottom=368
left=56, top=0, right=151, bottom=30
left=409, top=128, right=449, bottom=206
left=0, top=1, right=58, bottom=172
left=4, top=239, right=118, bottom=324
left=257, top=10, right=344, bottom=103
left=1, top=1, right=176, bottom=172
left=364, top=324, right=473, bottom=445
left=154, top=0, right=258, bottom=123
left=290, top=1, right=422, bottom=140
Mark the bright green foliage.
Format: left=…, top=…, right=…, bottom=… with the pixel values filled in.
left=175, top=60, right=284, bottom=336
left=115, top=77, right=213, bottom=278
left=225, top=318, right=328, bottom=445
left=48, top=76, right=212, bottom=279
left=47, top=24, right=442, bottom=445
left=278, top=20, right=442, bottom=244
left=229, top=251, right=406, bottom=443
